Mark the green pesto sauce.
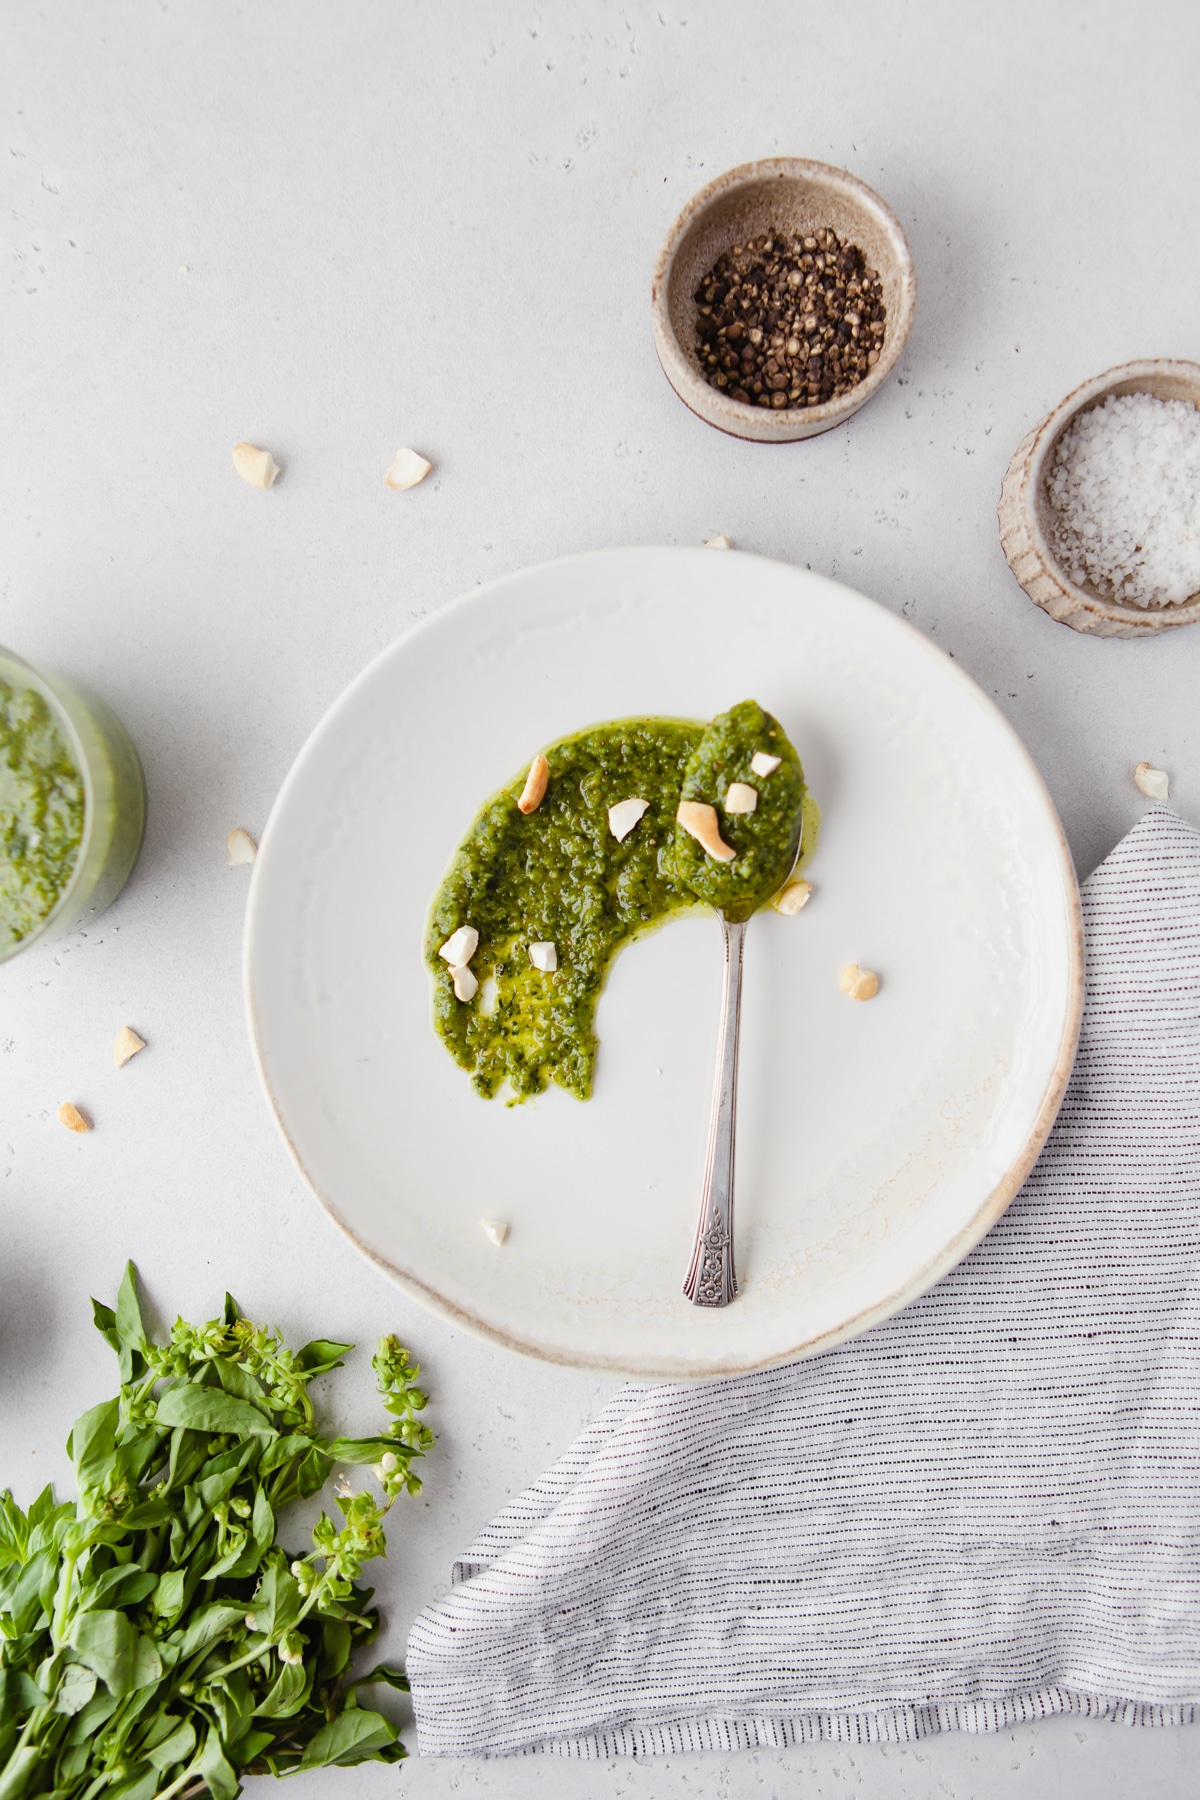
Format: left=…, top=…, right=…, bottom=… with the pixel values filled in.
left=426, top=704, right=810, bottom=1102
left=674, top=699, right=806, bottom=921
left=0, top=680, right=86, bottom=953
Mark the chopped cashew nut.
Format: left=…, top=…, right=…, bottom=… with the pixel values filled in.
left=704, top=533, right=732, bottom=550
left=231, top=442, right=280, bottom=489
left=724, top=781, right=758, bottom=814
left=439, top=924, right=479, bottom=967
left=608, top=796, right=649, bottom=841
left=1133, top=762, right=1170, bottom=800
left=452, top=965, right=478, bottom=1002
left=773, top=880, right=812, bottom=915
left=113, top=1026, right=146, bottom=1070
left=227, top=828, right=257, bottom=866
left=481, top=1219, right=509, bottom=1247
left=57, top=1102, right=90, bottom=1133
left=839, top=963, right=879, bottom=1001
left=518, top=753, right=549, bottom=814
left=677, top=800, right=736, bottom=863
left=385, top=448, right=432, bottom=490
left=528, top=941, right=558, bottom=972
left=750, top=751, right=782, bottom=777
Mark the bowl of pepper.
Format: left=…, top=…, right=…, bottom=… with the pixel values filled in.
left=651, top=157, right=917, bottom=443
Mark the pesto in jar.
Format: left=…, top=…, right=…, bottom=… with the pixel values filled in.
left=0, top=680, right=86, bottom=954
left=426, top=702, right=811, bottom=1102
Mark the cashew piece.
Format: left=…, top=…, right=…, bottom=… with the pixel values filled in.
left=1133, top=762, right=1169, bottom=800
left=677, top=800, right=736, bottom=863
left=518, top=753, right=549, bottom=815
left=839, top=963, right=879, bottom=1001
left=113, top=1026, right=147, bottom=1069
left=773, top=880, right=812, bottom=915
left=231, top=443, right=281, bottom=489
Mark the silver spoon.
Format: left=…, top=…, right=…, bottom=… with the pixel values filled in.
left=672, top=700, right=809, bottom=1309
left=682, top=913, right=746, bottom=1306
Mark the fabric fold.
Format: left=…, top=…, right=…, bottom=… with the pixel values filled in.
left=408, top=807, right=1200, bottom=1757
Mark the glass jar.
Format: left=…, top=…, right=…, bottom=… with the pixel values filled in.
left=0, top=645, right=147, bottom=964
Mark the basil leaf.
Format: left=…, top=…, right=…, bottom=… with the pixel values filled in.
left=175, top=1602, right=247, bottom=1660
left=66, top=1397, right=120, bottom=1498
left=0, top=1746, right=44, bottom=1800
left=83, top=1565, right=157, bottom=1611
left=69, top=1611, right=162, bottom=1697
left=52, top=1662, right=98, bottom=1716
left=5, top=1549, right=51, bottom=1635
left=254, top=1658, right=309, bottom=1719
left=154, top=1384, right=277, bottom=1439
left=298, top=1703, right=401, bottom=1768
left=349, top=1662, right=410, bottom=1695
left=108, top=1766, right=159, bottom=1800
left=317, top=1616, right=353, bottom=1682
left=200, top=1724, right=240, bottom=1800
left=62, top=1685, right=120, bottom=1744
left=26, top=1484, right=59, bottom=1529
left=114, top=1260, right=149, bottom=1382
left=91, top=1297, right=121, bottom=1355
left=193, top=1438, right=259, bottom=1509
left=0, top=1491, right=29, bottom=1570
left=246, top=1563, right=302, bottom=1637
left=258, top=1433, right=318, bottom=1475
left=295, top=1338, right=353, bottom=1375
left=320, top=1434, right=399, bottom=1463
left=0, top=1666, right=44, bottom=1719
left=151, top=1568, right=187, bottom=1624
left=219, top=1483, right=274, bottom=1580
left=211, top=1356, right=271, bottom=1413
left=146, top=1715, right=196, bottom=1771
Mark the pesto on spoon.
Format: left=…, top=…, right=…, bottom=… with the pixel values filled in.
left=674, top=700, right=808, bottom=1307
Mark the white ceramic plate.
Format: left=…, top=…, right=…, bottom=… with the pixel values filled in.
left=245, top=548, right=1082, bottom=1379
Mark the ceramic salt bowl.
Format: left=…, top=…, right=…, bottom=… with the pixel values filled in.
left=650, top=157, right=917, bottom=443
left=998, top=358, right=1200, bottom=638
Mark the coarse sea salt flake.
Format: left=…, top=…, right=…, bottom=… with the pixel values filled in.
left=1046, top=391, right=1200, bottom=607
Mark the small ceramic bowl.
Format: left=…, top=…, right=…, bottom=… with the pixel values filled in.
left=998, top=358, right=1200, bottom=638
left=650, top=157, right=917, bottom=443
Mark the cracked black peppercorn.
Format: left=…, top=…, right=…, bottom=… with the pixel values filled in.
left=693, top=226, right=886, bottom=409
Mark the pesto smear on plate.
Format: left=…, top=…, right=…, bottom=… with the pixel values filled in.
left=426, top=700, right=813, bottom=1102
left=0, top=678, right=85, bottom=954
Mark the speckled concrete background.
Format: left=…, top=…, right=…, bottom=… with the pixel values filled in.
left=2, top=1, right=1197, bottom=1793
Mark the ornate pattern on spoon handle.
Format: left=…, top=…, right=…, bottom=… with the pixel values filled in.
left=683, top=914, right=747, bottom=1307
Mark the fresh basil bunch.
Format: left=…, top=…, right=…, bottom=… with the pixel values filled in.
left=0, top=1264, right=433, bottom=1798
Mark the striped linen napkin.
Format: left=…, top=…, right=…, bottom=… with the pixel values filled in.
left=407, top=806, right=1200, bottom=1757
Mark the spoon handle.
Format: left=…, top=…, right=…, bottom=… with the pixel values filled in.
left=683, top=914, right=747, bottom=1307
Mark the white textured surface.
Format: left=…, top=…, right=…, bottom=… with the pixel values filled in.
left=1, top=1, right=1197, bottom=1794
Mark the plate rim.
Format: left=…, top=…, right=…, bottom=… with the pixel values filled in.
left=244, top=546, right=1085, bottom=1380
